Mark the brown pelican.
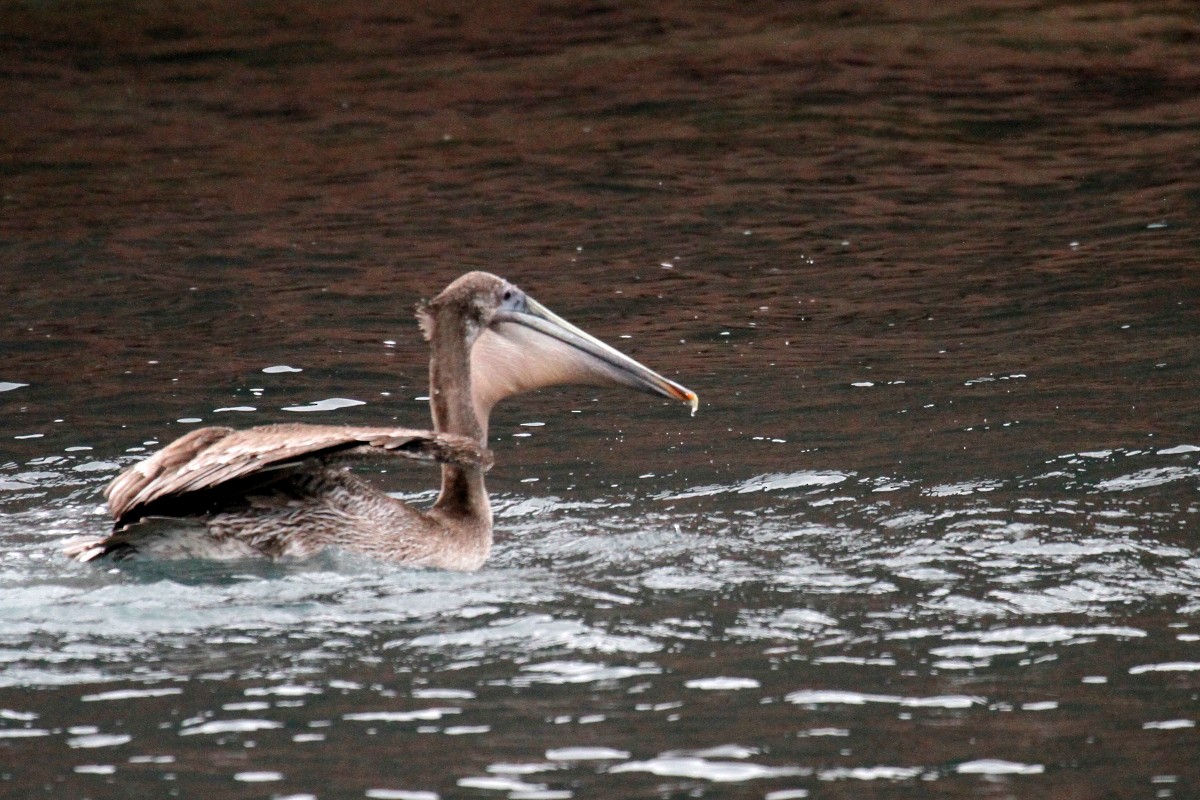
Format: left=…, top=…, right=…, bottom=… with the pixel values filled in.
left=65, top=272, right=697, bottom=569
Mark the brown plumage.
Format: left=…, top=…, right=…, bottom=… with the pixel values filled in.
left=102, top=424, right=490, bottom=524
left=66, top=271, right=697, bottom=569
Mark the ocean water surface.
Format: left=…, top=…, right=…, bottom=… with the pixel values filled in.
left=2, top=2, right=1199, bottom=797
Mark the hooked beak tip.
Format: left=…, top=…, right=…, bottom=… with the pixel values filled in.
left=665, top=385, right=699, bottom=416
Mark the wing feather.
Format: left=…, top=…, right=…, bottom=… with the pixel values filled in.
left=104, top=423, right=489, bottom=523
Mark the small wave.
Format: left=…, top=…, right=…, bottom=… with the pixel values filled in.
left=1096, top=467, right=1197, bottom=492
left=610, top=756, right=807, bottom=782
left=785, top=690, right=983, bottom=709
left=956, top=759, right=1044, bottom=775
left=281, top=397, right=365, bottom=412
left=658, top=471, right=848, bottom=500
left=179, top=719, right=283, bottom=735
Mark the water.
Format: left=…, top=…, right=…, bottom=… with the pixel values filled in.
left=3, top=2, right=1200, bottom=797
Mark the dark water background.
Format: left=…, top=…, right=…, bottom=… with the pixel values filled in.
left=2, top=2, right=1200, bottom=797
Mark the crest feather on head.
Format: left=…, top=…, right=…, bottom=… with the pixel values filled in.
left=415, top=301, right=435, bottom=341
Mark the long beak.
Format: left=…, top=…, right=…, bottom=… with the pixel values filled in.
left=484, top=296, right=699, bottom=415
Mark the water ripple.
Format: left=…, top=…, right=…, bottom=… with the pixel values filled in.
left=610, top=756, right=807, bottom=782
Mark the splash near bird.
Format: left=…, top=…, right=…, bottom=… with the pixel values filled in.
left=65, top=272, right=698, bottom=569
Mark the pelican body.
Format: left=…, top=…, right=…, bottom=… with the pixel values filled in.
left=66, top=272, right=697, bottom=570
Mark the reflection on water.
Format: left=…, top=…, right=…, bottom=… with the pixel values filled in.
left=3, top=1, right=1200, bottom=798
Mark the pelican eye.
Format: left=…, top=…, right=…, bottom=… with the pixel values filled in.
left=499, top=287, right=525, bottom=311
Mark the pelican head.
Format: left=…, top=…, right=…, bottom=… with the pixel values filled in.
left=418, top=271, right=697, bottom=437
